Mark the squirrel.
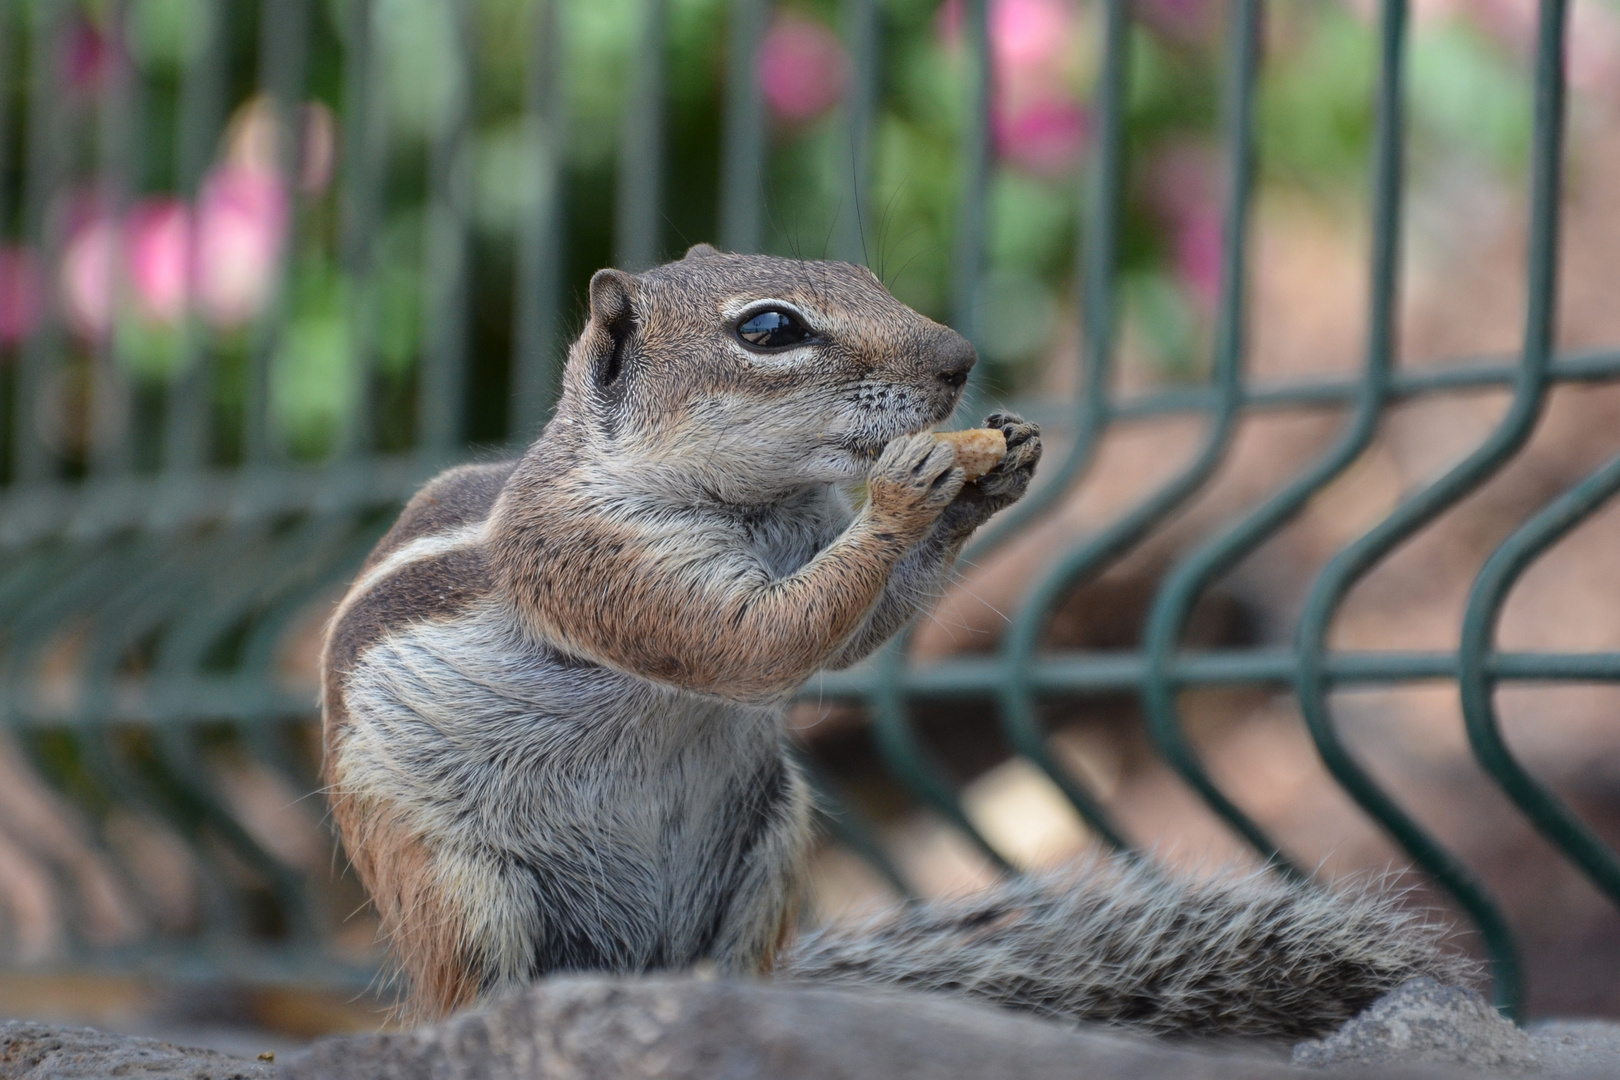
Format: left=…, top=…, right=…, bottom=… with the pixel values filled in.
left=320, top=245, right=1468, bottom=1036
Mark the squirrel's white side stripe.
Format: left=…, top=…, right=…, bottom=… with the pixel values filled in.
left=328, top=522, right=488, bottom=633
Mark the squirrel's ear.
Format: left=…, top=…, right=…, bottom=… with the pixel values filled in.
left=682, top=243, right=720, bottom=261
left=588, top=268, right=637, bottom=327
left=586, top=269, right=638, bottom=390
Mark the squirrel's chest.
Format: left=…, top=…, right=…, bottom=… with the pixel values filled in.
left=336, top=599, right=808, bottom=980
left=335, top=599, right=789, bottom=852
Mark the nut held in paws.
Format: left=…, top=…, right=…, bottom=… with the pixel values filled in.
left=933, top=428, right=1007, bottom=481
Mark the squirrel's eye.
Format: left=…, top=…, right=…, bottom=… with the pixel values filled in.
left=737, top=308, right=814, bottom=349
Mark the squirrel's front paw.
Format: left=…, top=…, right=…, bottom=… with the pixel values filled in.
left=976, top=412, right=1042, bottom=505
left=937, top=413, right=1042, bottom=538
left=868, top=432, right=965, bottom=538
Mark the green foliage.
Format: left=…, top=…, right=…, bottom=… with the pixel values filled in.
left=115, top=319, right=189, bottom=384
left=1260, top=4, right=1377, bottom=189
left=127, top=0, right=214, bottom=74
left=30, top=0, right=1557, bottom=458
left=989, top=172, right=1073, bottom=276
left=375, top=0, right=466, bottom=140
left=1409, top=21, right=1532, bottom=170
left=272, top=259, right=355, bottom=458
left=1124, top=269, right=1200, bottom=378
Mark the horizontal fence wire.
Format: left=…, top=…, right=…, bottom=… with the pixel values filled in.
left=0, top=0, right=1613, bottom=1021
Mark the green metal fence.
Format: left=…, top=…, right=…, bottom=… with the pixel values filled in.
left=0, top=0, right=1614, bottom=1021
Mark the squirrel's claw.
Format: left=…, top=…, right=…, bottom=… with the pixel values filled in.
left=975, top=412, right=1042, bottom=501
left=934, top=413, right=1041, bottom=540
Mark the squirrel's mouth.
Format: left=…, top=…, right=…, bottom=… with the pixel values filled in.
left=835, top=420, right=939, bottom=463
left=832, top=395, right=963, bottom=466
left=834, top=419, right=954, bottom=467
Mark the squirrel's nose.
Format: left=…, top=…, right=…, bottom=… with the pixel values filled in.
left=932, top=331, right=977, bottom=391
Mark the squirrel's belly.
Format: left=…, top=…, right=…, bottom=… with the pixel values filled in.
left=332, top=601, right=811, bottom=995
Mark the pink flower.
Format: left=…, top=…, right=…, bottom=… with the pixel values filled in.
left=59, top=166, right=288, bottom=339
left=759, top=15, right=848, bottom=125
left=196, top=164, right=288, bottom=328
left=0, top=247, right=42, bottom=346
left=940, top=0, right=1090, bottom=173
left=1171, top=209, right=1222, bottom=309
left=125, top=199, right=192, bottom=325
left=60, top=195, right=192, bottom=340
left=61, top=210, right=118, bottom=340
left=994, top=99, right=1088, bottom=176
left=66, top=18, right=110, bottom=96
left=991, top=0, right=1070, bottom=68
left=224, top=96, right=340, bottom=196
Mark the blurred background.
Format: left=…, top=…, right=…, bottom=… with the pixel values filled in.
left=2, top=0, right=1620, bottom=1055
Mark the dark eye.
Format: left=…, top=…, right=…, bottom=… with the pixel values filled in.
left=737, top=308, right=814, bottom=349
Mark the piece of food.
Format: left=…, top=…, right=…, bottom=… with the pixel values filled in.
left=934, top=428, right=1007, bottom=481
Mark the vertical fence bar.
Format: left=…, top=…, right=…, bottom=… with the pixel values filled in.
left=1294, top=0, right=1570, bottom=1017
left=990, top=0, right=1132, bottom=847
left=616, top=0, right=668, bottom=269
left=0, top=0, right=13, bottom=483
left=337, top=0, right=384, bottom=459
left=719, top=0, right=767, bottom=254
left=0, top=0, right=10, bottom=237
left=831, top=0, right=878, bottom=265
left=418, top=0, right=473, bottom=458
left=995, top=0, right=1259, bottom=839
left=89, top=0, right=136, bottom=479
left=868, top=651, right=1013, bottom=869
left=949, top=0, right=989, bottom=350
left=13, top=0, right=68, bottom=484
left=511, top=0, right=569, bottom=439
left=161, top=0, right=226, bottom=473
left=1137, top=0, right=1409, bottom=870
left=966, top=0, right=1127, bottom=557
left=244, top=0, right=310, bottom=466
left=865, top=0, right=1010, bottom=871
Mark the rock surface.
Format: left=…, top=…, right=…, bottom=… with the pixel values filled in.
left=1292, top=978, right=1620, bottom=1075
left=9, top=976, right=1620, bottom=1079
left=283, top=975, right=1478, bottom=1080
left=0, top=1019, right=275, bottom=1079
left=1527, top=1021, right=1620, bottom=1076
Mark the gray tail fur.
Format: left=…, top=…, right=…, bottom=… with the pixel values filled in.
left=778, top=853, right=1477, bottom=1039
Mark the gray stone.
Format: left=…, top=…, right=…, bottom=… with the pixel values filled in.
left=1293, top=978, right=1538, bottom=1071
left=1528, top=1020, right=1620, bottom=1076
left=1293, top=978, right=1620, bottom=1076
left=283, top=974, right=1480, bottom=1080
left=10, top=976, right=1618, bottom=1080
left=0, top=1019, right=275, bottom=1080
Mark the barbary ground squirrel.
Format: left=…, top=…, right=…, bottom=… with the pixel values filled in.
left=321, top=246, right=1469, bottom=1035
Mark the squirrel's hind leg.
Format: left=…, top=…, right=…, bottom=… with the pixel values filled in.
left=331, top=793, right=483, bottom=1022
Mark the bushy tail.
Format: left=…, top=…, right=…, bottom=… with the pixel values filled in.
left=778, top=854, right=1476, bottom=1039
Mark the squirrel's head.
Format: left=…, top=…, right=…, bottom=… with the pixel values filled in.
left=547, top=244, right=976, bottom=504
